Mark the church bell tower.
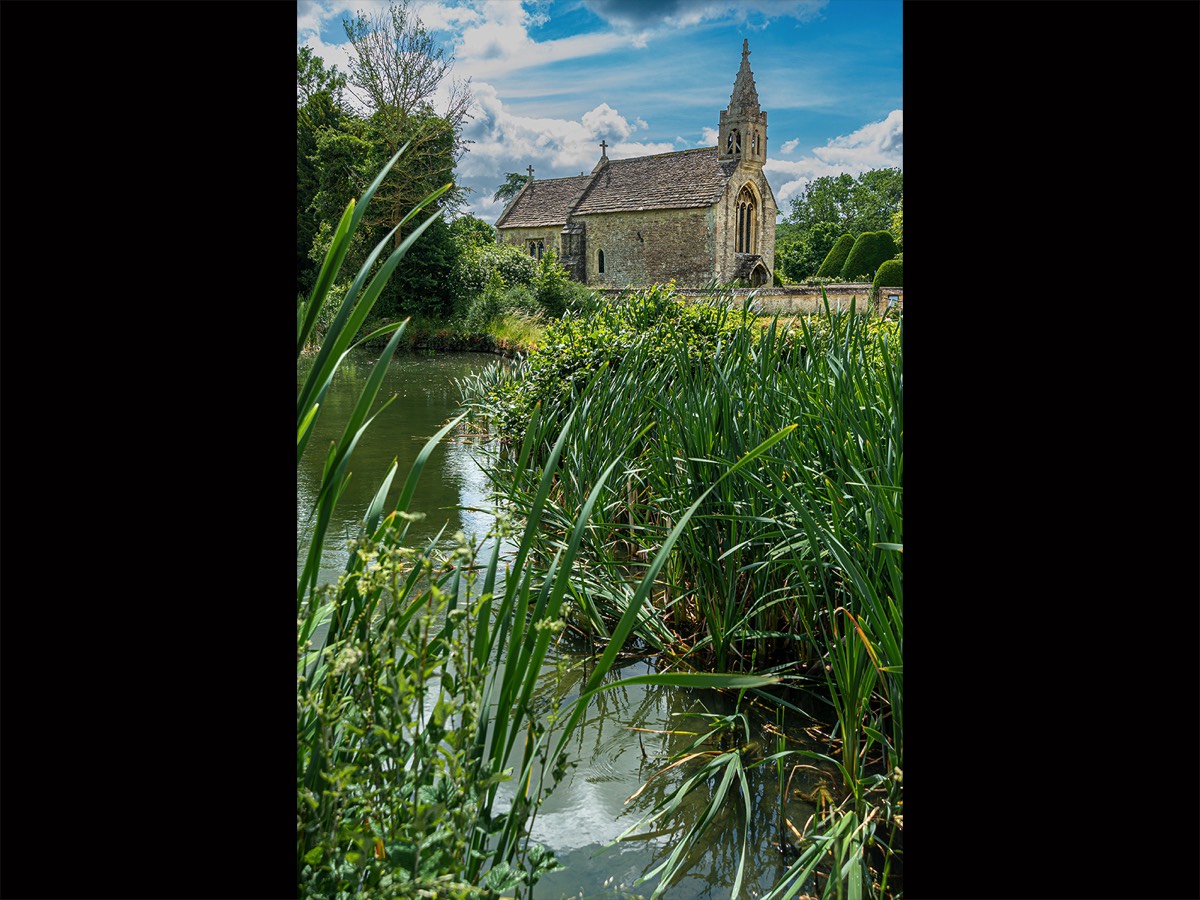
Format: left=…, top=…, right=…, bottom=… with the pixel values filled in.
left=718, top=39, right=767, bottom=168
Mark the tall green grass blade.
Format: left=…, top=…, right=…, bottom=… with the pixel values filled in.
left=298, top=200, right=356, bottom=355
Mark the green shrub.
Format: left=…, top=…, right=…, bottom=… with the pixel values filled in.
left=449, top=241, right=538, bottom=316
left=839, top=231, right=896, bottom=281
left=460, top=284, right=764, bottom=444
left=534, top=249, right=592, bottom=319
left=873, top=257, right=903, bottom=290
left=815, top=233, right=855, bottom=278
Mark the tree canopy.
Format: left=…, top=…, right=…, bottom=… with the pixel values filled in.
left=786, top=168, right=902, bottom=236
left=775, top=168, right=903, bottom=282
left=493, top=172, right=531, bottom=205
left=341, top=1, right=473, bottom=226
left=296, top=3, right=475, bottom=315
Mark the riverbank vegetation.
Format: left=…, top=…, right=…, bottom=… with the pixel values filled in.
left=299, top=150, right=783, bottom=899
left=458, top=283, right=903, bottom=897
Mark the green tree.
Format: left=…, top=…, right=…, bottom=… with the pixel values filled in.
left=341, top=1, right=472, bottom=234
left=377, top=212, right=458, bottom=319
left=849, top=167, right=904, bottom=234
left=783, top=168, right=902, bottom=283
left=873, top=257, right=903, bottom=291
left=787, top=169, right=902, bottom=236
left=775, top=220, right=841, bottom=282
left=297, top=48, right=350, bottom=296
left=493, top=172, right=531, bottom=205
left=889, top=198, right=903, bottom=253
left=449, top=214, right=496, bottom=248
left=787, top=173, right=857, bottom=232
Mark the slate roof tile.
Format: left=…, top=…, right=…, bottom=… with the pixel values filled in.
left=494, top=175, right=593, bottom=228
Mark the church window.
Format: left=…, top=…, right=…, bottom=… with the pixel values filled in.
left=726, top=128, right=741, bottom=156
left=527, top=239, right=544, bottom=259
left=598, top=249, right=605, bottom=274
left=735, top=185, right=757, bottom=254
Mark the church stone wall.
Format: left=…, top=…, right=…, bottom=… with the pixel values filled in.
left=578, top=208, right=715, bottom=288
left=498, top=226, right=563, bottom=258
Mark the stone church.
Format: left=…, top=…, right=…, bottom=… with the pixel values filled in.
left=495, top=40, right=777, bottom=289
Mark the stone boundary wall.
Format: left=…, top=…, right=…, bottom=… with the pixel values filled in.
left=595, top=284, right=904, bottom=317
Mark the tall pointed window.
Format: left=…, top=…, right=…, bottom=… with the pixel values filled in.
left=735, top=185, right=757, bottom=254
left=598, top=249, right=605, bottom=274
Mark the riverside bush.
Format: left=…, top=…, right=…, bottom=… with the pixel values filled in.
left=457, top=287, right=904, bottom=898
left=460, top=283, right=762, bottom=444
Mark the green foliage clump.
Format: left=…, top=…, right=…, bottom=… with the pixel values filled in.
left=533, top=249, right=595, bottom=319
left=462, top=283, right=755, bottom=444
left=377, top=213, right=458, bottom=319
left=454, top=245, right=588, bottom=331
left=449, top=213, right=496, bottom=248
left=873, top=257, right=903, bottom=290
left=816, top=234, right=855, bottom=278
left=840, top=231, right=897, bottom=281
left=449, top=241, right=537, bottom=316
left=775, top=221, right=842, bottom=283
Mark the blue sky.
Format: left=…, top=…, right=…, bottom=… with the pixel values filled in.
left=297, top=0, right=902, bottom=223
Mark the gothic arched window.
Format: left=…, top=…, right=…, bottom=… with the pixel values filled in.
left=735, top=184, right=757, bottom=254
left=598, top=249, right=605, bottom=275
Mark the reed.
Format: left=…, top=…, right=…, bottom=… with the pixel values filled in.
left=297, top=155, right=776, bottom=897
left=458, top=286, right=903, bottom=898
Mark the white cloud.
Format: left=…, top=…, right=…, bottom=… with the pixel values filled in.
left=780, top=138, right=800, bottom=154
left=817, top=109, right=903, bottom=163
left=765, top=110, right=902, bottom=209
left=582, top=0, right=827, bottom=32
left=457, top=84, right=679, bottom=218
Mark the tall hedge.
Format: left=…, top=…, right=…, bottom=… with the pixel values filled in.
left=840, top=231, right=897, bottom=281
left=815, top=234, right=856, bottom=278
left=872, top=257, right=903, bottom=290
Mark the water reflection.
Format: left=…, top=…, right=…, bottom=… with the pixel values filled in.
left=297, top=349, right=504, bottom=585
left=489, top=649, right=818, bottom=899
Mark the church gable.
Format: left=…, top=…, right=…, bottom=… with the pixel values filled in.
left=495, top=173, right=593, bottom=228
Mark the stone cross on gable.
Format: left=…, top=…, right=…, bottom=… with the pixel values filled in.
left=599, top=139, right=608, bottom=155
left=526, top=165, right=534, bottom=178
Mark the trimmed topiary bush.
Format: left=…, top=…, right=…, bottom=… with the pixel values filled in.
left=873, top=257, right=903, bottom=291
left=815, top=234, right=856, bottom=278
left=840, top=231, right=897, bottom=281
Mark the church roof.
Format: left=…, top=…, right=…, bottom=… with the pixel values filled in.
left=494, top=174, right=594, bottom=228
left=496, top=147, right=737, bottom=227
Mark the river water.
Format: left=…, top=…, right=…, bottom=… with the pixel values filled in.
left=298, top=348, right=817, bottom=899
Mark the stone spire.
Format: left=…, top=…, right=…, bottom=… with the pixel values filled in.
left=718, top=39, right=767, bottom=167
left=728, top=39, right=761, bottom=115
